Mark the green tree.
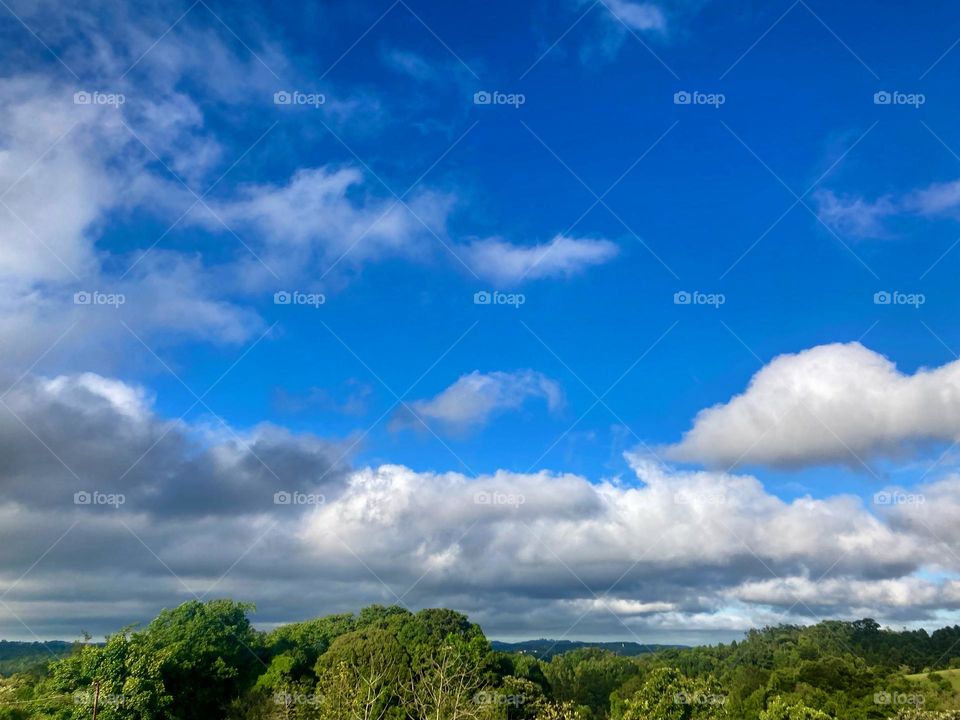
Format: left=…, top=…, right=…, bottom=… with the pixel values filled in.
left=409, top=635, right=497, bottom=720
left=535, top=701, right=589, bottom=720
left=314, top=627, right=411, bottom=720
left=618, top=667, right=728, bottom=720
left=47, top=599, right=262, bottom=720
left=543, top=648, right=638, bottom=718
left=759, top=697, right=833, bottom=720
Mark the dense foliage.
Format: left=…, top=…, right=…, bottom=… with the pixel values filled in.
left=489, top=641, right=680, bottom=661
left=0, top=644, right=72, bottom=677
left=2, top=602, right=960, bottom=719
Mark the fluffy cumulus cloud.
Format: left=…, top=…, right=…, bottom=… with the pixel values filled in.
left=393, top=370, right=564, bottom=433
left=1, top=374, right=957, bottom=642
left=306, top=455, right=922, bottom=595
left=666, top=342, right=960, bottom=469
left=462, top=235, right=619, bottom=284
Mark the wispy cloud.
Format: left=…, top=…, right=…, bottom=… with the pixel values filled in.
left=812, top=189, right=897, bottom=239
left=816, top=177, right=960, bottom=238
left=605, top=0, right=668, bottom=32
left=393, top=369, right=564, bottom=433
left=574, top=0, right=670, bottom=63
left=462, top=235, right=619, bottom=284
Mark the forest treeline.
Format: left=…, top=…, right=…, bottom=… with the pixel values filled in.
left=0, top=645, right=71, bottom=679
left=2, top=600, right=960, bottom=719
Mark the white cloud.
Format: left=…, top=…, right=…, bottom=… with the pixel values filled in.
left=605, top=0, right=667, bottom=31
left=0, top=374, right=954, bottom=641
left=462, top=235, right=619, bottom=284
left=816, top=178, right=960, bottom=237
left=0, top=0, right=620, bottom=378
left=0, top=76, right=265, bottom=366
left=0, top=77, right=124, bottom=284
left=882, top=474, right=960, bottom=547
left=813, top=189, right=896, bottom=239
left=199, top=166, right=455, bottom=288
left=395, top=370, right=564, bottom=432
left=570, top=598, right=678, bottom=615
left=42, top=372, right=152, bottom=422
left=728, top=576, right=960, bottom=611
left=315, top=455, right=893, bottom=587
left=383, top=49, right=473, bottom=91
left=295, top=455, right=935, bottom=634
left=906, top=178, right=960, bottom=217
left=114, top=252, right=262, bottom=344
left=0, top=2, right=312, bottom=363
left=574, top=0, right=671, bottom=63
left=666, top=342, right=960, bottom=468
left=0, top=0, right=479, bottom=371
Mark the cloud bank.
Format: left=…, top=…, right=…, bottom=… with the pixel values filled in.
left=1, top=371, right=958, bottom=642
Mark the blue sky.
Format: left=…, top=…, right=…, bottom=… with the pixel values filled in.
left=134, top=0, right=960, bottom=491
left=3, top=0, right=960, bottom=643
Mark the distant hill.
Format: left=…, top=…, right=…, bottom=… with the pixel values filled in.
left=0, top=640, right=73, bottom=675
left=490, top=638, right=686, bottom=660
left=0, top=636, right=682, bottom=674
